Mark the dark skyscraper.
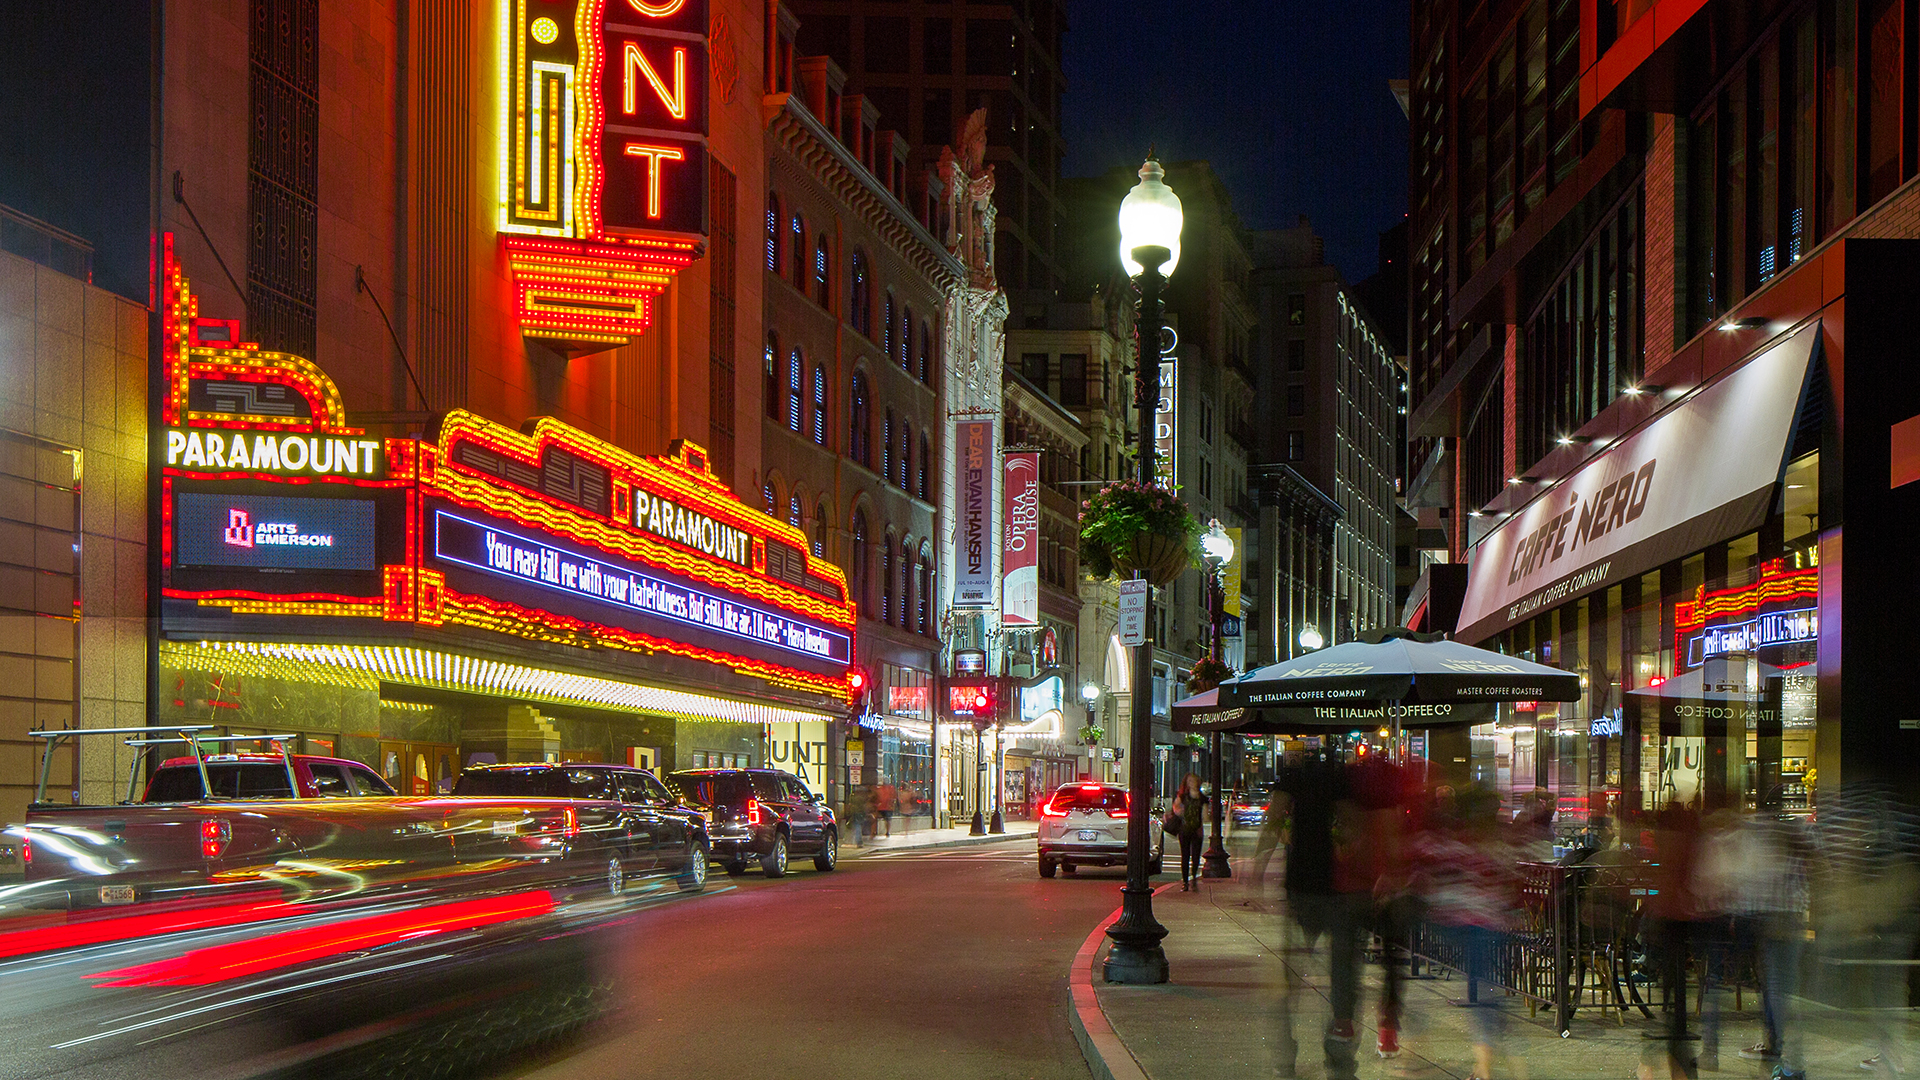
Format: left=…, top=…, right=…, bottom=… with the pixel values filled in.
left=786, top=0, right=1066, bottom=297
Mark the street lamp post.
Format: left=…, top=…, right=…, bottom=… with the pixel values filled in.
left=1200, top=521, right=1233, bottom=879
left=1081, top=682, right=1101, bottom=780
left=1104, top=154, right=1181, bottom=987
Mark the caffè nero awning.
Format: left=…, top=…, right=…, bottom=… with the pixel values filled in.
left=1172, top=628, right=1580, bottom=733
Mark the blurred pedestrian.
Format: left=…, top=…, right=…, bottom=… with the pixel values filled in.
left=874, top=779, right=898, bottom=838
left=1814, top=781, right=1920, bottom=1079
left=1416, top=784, right=1519, bottom=1080
left=1647, top=796, right=1706, bottom=1079
left=1272, top=749, right=1365, bottom=1080
left=846, top=784, right=873, bottom=848
left=1171, top=772, right=1209, bottom=891
left=1345, top=748, right=1416, bottom=1059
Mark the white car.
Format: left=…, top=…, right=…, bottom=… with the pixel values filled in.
left=1036, top=782, right=1164, bottom=878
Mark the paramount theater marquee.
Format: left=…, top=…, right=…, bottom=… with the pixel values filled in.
left=157, top=237, right=857, bottom=713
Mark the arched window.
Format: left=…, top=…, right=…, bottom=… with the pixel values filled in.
left=810, top=365, right=828, bottom=445
left=918, top=320, right=932, bottom=383
left=881, top=530, right=895, bottom=625
left=882, top=409, right=894, bottom=481
left=883, top=292, right=895, bottom=358
left=763, top=335, right=779, bottom=420
left=897, top=420, right=911, bottom=491
left=789, top=213, right=806, bottom=287
left=851, top=510, right=870, bottom=613
left=918, top=431, right=931, bottom=499
left=917, top=542, right=933, bottom=634
left=850, top=251, right=872, bottom=335
left=850, top=372, right=872, bottom=465
left=898, top=536, right=912, bottom=628
left=814, top=236, right=831, bottom=307
left=812, top=500, right=829, bottom=558
left=788, top=495, right=802, bottom=528
left=787, top=349, right=803, bottom=432
left=762, top=480, right=777, bottom=515
left=765, top=193, right=780, bottom=272
left=899, top=305, right=912, bottom=369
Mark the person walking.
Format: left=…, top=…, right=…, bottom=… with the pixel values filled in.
left=874, top=779, right=898, bottom=838
left=845, top=784, right=873, bottom=848
left=1171, top=772, right=1209, bottom=891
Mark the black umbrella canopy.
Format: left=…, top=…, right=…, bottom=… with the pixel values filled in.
left=1214, top=628, right=1582, bottom=711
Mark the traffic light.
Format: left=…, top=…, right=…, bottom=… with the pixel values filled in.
left=947, top=681, right=997, bottom=731
left=846, top=667, right=870, bottom=720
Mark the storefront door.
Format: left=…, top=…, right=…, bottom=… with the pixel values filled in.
left=380, top=741, right=458, bottom=795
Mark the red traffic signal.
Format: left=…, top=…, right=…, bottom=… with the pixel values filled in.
left=947, top=682, right=995, bottom=718
left=846, top=667, right=870, bottom=710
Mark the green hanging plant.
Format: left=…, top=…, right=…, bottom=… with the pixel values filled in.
left=1078, top=480, right=1200, bottom=586
left=1077, top=724, right=1105, bottom=746
left=1183, top=733, right=1207, bottom=748
left=1186, top=656, right=1234, bottom=693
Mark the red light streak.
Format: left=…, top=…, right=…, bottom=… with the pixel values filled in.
left=85, top=891, right=557, bottom=987
left=0, top=898, right=298, bottom=962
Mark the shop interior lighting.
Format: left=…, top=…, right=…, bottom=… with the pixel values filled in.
left=166, top=641, right=835, bottom=728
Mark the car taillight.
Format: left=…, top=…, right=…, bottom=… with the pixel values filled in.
left=561, top=807, right=579, bottom=837
left=201, top=818, right=231, bottom=859
left=746, top=797, right=761, bottom=826
left=1042, top=802, right=1069, bottom=817
left=17, top=833, right=28, bottom=868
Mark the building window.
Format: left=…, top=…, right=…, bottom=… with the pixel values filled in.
left=812, top=501, right=829, bottom=557
left=1287, top=338, right=1306, bottom=371
left=1200, top=400, right=1214, bottom=444
left=811, top=366, right=828, bottom=445
left=764, top=335, right=779, bottom=420
left=917, top=544, right=932, bottom=633
left=787, top=349, right=803, bottom=432
left=814, top=236, right=831, bottom=306
left=850, top=372, right=872, bottom=465
left=763, top=481, right=777, bottom=514
left=1287, top=384, right=1306, bottom=417
left=788, top=495, right=802, bottom=528
left=883, top=292, right=896, bottom=358
left=918, top=321, right=932, bottom=383
left=850, top=250, right=872, bottom=334
left=1287, top=293, right=1306, bottom=325
left=1060, top=353, right=1088, bottom=406
left=917, top=431, right=931, bottom=500
left=789, top=213, right=806, bottom=287
left=898, top=420, right=912, bottom=491
left=881, top=530, right=895, bottom=625
left=899, top=305, right=913, bottom=369
left=1021, top=352, right=1048, bottom=388
left=766, top=193, right=780, bottom=272
left=898, top=537, right=912, bottom=628
left=852, top=511, right=870, bottom=611
left=883, top=409, right=894, bottom=480
left=1199, top=459, right=1213, bottom=499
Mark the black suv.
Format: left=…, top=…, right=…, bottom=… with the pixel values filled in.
left=664, top=769, right=836, bottom=877
left=453, top=763, right=711, bottom=895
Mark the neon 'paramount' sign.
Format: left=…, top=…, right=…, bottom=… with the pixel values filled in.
left=166, top=428, right=384, bottom=478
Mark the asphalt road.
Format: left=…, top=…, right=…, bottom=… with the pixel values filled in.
left=501, top=837, right=1124, bottom=1080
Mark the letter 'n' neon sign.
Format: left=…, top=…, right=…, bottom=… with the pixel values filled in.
left=500, top=0, right=710, bottom=348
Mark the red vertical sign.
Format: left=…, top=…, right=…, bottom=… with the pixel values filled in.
left=1002, top=451, right=1040, bottom=626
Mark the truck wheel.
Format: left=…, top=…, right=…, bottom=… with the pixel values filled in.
left=678, top=838, right=709, bottom=893
left=1039, top=857, right=1056, bottom=878
left=813, top=829, right=838, bottom=871
left=761, top=833, right=789, bottom=877
left=605, top=853, right=626, bottom=896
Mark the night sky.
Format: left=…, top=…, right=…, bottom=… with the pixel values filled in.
left=1062, top=0, right=1410, bottom=284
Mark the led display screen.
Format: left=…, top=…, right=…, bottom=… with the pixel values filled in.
left=432, top=509, right=852, bottom=668
left=174, top=493, right=378, bottom=571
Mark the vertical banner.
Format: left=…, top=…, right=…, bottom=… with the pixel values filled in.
left=953, top=419, right=996, bottom=607
left=1154, top=360, right=1178, bottom=489
left=1002, top=451, right=1040, bottom=626
left=1223, top=527, right=1243, bottom=616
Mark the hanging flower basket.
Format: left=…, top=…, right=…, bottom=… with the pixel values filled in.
left=1186, top=656, right=1233, bottom=693
left=1078, top=480, right=1199, bottom=587
left=1078, top=724, right=1105, bottom=746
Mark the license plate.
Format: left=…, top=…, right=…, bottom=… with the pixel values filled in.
left=97, top=885, right=136, bottom=905
left=490, top=820, right=519, bottom=836
left=1078, top=829, right=1099, bottom=841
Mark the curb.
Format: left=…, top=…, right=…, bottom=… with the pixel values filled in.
left=840, top=829, right=1037, bottom=859
left=1066, top=882, right=1176, bottom=1080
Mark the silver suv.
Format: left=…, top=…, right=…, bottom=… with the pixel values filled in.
left=1036, top=782, right=1163, bottom=878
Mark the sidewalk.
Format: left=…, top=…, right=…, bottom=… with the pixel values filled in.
left=839, top=818, right=1036, bottom=858
left=1070, top=850, right=1918, bottom=1080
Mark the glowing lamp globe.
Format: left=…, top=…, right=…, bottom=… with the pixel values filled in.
left=1118, top=158, right=1183, bottom=278
left=1298, top=626, right=1324, bottom=651
left=1081, top=682, right=1101, bottom=704
left=1200, top=522, right=1234, bottom=565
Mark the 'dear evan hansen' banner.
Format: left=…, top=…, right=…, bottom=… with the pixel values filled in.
left=1001, top=451, right=1040, bottom=626
left=952, top=420, right=995, bottom=608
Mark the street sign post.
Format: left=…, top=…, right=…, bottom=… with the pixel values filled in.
left=1119, top=579, right=1148, bottom=646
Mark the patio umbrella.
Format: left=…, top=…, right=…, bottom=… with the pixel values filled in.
left=1176, top=627, right=1581, bottom=746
